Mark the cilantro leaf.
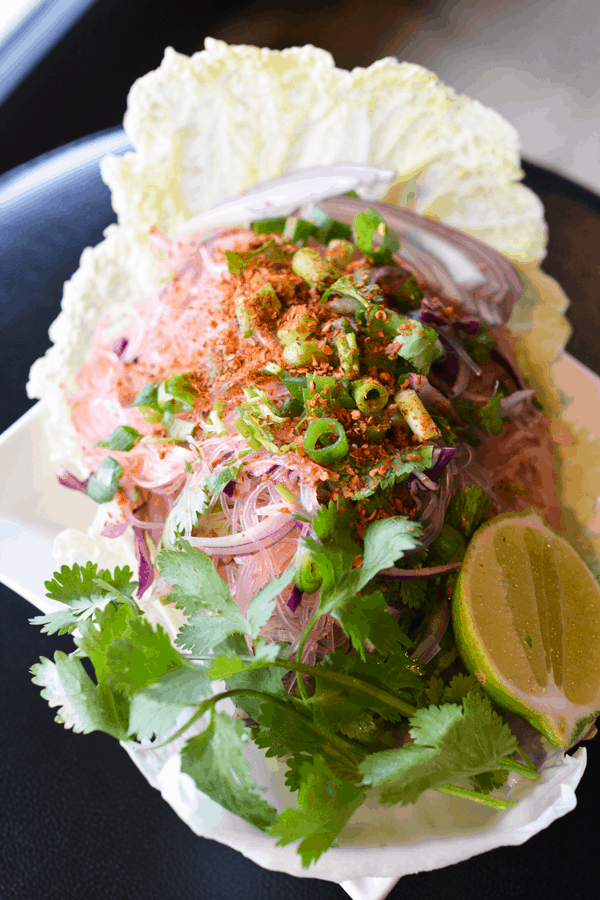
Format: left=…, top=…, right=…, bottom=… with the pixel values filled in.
left=478, top=393, right=503, bottom=435
left=208, top=633, right=287, bottom=722
left=208, top=640, right=285, bottom=681
left=351, top=445, right=434, bottom=500
left=320, top=273, right=383, bottom=308
left=361, top=517, right=422, bottom=578
left=251, top=695, right=364, bottom=782
left=442, top=673, right=485, bottom=704
left=73, top=603, right=188, bottom=742
left=386, top=319, right=441, bottom=374
left=268, top=755, right=366, bottom=867
left=446, top=487, right=493, bottom=541
left=470, top=769, right=509, bottom=795
left=397, top=577, right=431, bottom=610
left=97, top=615, right=184, bottom=696
left=246, top=567, right=297, bottom=639
left=352, top=207, right=399, bottom=265
left=165, top=464, right=243, bottom=543
left=181, top=711, right=277, bottom=831
left=225, top=238, right=289, bottom=276
left=365, top=606, right=414, bottom=655
left=311, top=498, right=360, bottom=556
left=359, top=692, right=518, bottom=805
left=135, top=666, right=212, bottom=708
left=463, top=320, right=496, bottom=365
left=303, top=516, right=422, bottom=655
left=335, top=589, right=388, bottom=658
left=130, top=667, right=213, bottom=742
left=30, top=563, right=137, bottom=636
left=423, top=675, right=446, bottom=707
left=31, top=651, right=128, bottom=739
left=75, top=602, right=136, bottom=684
left=312, top=648, right=424, bottom=732
left=157, top=541, right=249, bottom=655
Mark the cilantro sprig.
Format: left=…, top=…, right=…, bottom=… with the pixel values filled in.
left=30, top=563, right=137, bottom=635
left=30, top=501, right=538, bottom=868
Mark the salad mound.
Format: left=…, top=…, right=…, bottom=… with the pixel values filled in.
left=30, top=201, right=589, bottom=868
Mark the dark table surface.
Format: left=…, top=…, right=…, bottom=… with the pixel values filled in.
left=1, top=132, right=599, bottom=900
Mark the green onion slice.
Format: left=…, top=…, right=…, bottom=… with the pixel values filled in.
left=303, top=417, right=349, bottom=464
left=352, top=377, right=389, bottom=414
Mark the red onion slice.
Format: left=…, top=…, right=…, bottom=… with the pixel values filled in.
left=377, top=561, right=461, bottom=581
left=412, top=590, right=451, bottom=664
left=133, top=526, right=155, bottom=597
left=490, top=348, right=529, bottom=390
left=112, top=336, right=129, bottom=358
left=287, top=585, right=303, bottom=612
left=320, top=198, right=523, bottom=326
left=188, top=514, right=296, bottom=557
left=56, top=466, right=89, bottom=494
left=500, top=388, right=536, bottom=416
left=100, top=521, right=129, bottom=538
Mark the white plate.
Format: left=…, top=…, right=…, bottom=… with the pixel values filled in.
left=1, top=351, right=597, bottom=900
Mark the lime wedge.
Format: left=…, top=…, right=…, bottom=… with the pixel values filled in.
left=452, top=508, right=600, bottom=747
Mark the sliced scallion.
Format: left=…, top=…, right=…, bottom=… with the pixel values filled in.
left=303, top=417, right=349, bottom=464
left=352, top=377, right=389, bottom=414
left=395, top=389, right=441, bottom=441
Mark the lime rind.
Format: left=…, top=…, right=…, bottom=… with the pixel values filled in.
left=453, top=507, right=600, bottom=748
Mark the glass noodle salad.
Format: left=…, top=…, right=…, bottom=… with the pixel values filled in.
left=31, top=197, right=597, bottom=867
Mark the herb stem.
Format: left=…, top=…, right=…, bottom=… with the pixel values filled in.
left=276, top=659, right=417, bottom=719
left=295, top=612, right=321, bottom=701
left=498, top=755, right=538, bottom=780
left=515, top=746, right=538, bottom=773
left=436, top=784, right=516, bottom=810
left=203, top=688, right=362, bottom=765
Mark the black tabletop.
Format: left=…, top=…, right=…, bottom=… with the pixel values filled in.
left=1, top=132, right=599, bottom=900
